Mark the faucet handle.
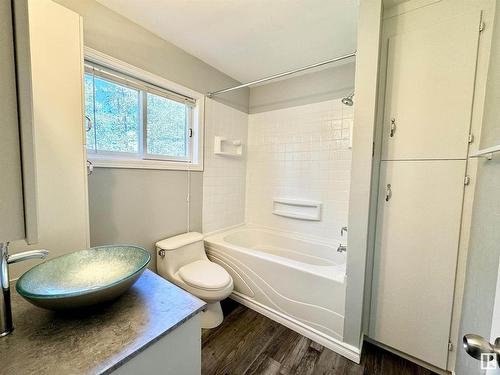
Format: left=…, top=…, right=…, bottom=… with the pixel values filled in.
left=341, top=226, right=348, bottom=237
left=7, top=249, right=49, bottom=264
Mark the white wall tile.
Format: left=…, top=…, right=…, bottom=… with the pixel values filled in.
left=202, top=99, right=248, bottom=233
left=246, top=99, right=353, bottom=243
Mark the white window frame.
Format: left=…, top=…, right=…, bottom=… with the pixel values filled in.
left=84, top=47, right=204, bottom=171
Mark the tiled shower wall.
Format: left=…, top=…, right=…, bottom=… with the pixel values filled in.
left=202, top=99, right=248, bottom=233
left=246, top=99, right=353, bottom=242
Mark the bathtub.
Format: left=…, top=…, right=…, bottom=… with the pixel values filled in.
left=204, top=225, right=353, bottom=358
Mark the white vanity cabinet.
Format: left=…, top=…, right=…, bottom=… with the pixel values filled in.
left=112, top=315, right=202, bottom=375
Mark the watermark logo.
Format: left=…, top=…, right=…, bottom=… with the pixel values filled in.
left=480, top=353, right=499, bottom=370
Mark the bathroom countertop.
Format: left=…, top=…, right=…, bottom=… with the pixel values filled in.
left=0, top=270, right=206, bottom=375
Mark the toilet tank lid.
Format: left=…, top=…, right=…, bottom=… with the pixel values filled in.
left=156, top=232, right=204, bottom=250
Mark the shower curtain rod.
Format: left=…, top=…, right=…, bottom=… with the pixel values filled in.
left=206, top=51, right=356, bottom=98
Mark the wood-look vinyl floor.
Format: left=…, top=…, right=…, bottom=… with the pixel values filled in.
left=202, top=303, right=438, bottom=375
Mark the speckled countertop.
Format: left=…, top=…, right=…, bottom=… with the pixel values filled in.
left=0, top=270, right=205, bottom=375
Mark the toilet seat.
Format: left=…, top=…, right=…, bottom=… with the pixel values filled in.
left=178, top=260, right=231, bottom=291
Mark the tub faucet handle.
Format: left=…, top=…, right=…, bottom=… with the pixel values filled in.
left=341, top=226, right=348, bottom=237
left=337, top=244, right=347, bottom=253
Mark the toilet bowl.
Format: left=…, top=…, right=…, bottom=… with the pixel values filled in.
left=156, top=232, right=233, bottom=328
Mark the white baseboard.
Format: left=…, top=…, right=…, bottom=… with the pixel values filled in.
left=230, top=292, right=361, bottom=363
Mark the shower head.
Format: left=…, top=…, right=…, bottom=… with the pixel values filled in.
left=342, top=92, right=354, bottom=106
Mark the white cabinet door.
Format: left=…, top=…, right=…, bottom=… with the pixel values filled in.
left=370, top=160, right=466, bottom=369
left=381, top=12, right=480, bottom=160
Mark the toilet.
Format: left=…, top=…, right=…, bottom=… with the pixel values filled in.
left=156, top=232, right=233, bottom=329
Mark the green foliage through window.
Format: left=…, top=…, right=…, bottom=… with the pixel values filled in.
left=84, top=70, right=192, bottom=160
left=147, top=93, right=188, bottom=158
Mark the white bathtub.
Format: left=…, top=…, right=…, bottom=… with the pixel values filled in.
left=204, top=225, right=351, bottom=357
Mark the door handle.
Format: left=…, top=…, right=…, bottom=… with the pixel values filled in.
left=463, top=334, right=500, bottom=366
left=390, top=118, right=396, bottom=138
left=385, top=184, right=392, bottom=202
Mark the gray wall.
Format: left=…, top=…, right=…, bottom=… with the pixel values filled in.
left=455, top=3, right=500, bottom=374
left=88, top=169, right=202, bottom=271
left=52, top=0, right=249, bottom=270
left=249, top=62, right=355, bottom=113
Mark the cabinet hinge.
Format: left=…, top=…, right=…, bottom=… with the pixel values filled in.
left=188, top=128, right=193, bottom=138
left=468, top=133, right=474, bottom=144
left=464, top=175, right=471, bottom=186
left=448, top=341, right=454, bottom=352
left=479, top=21, right=485, bottom=32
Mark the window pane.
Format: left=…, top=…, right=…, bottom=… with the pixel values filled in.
left=84, top=74, right=96, bottom=151
left=147, top=93, right=188, bottom=158
left=91, top=75, right=140, bottom=153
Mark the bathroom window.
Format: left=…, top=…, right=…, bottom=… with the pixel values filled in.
left=146, top=92, right=190, bottom=159
left=84, top=53, right=204, bottom=171
left=84, top=74, right=141, bottom=154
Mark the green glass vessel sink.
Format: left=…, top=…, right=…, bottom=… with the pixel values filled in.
left=16, top=245, right=151, bottom=310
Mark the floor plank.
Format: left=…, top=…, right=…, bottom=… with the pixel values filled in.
left=293, top=343, right=323, bottom=375
left=201, top=303, right=438, bottom=375
left=246, top=355, right=282, bottom=375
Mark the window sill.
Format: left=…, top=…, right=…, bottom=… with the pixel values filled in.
left=88, top=156, right=203, bottom=172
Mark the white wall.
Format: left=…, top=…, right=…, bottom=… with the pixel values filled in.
left=249, top=63, right=355, bottom=114
left=245, top=99, right=353, bottom=242
left=343, top=0, right=382, bottom=348
left=203, top=99, right=248, bottom=233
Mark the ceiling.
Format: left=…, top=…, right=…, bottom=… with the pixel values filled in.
left=95, top=0, right=358, bottom=83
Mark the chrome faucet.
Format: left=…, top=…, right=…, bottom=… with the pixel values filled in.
left=1, top=242, right=48, bottom=337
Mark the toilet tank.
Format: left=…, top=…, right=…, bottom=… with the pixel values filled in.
left=156, top=232, right=208, bottom=277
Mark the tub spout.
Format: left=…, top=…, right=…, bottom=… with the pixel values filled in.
left=337, top=244, right=347, bottom=253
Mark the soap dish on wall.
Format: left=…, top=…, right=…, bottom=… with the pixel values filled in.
left=272, top=198, right=322, bottom=221
left=214, top=136, right=243, bottom=157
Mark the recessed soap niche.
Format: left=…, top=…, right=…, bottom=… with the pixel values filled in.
left=214, top=136, right=243, bottom=157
